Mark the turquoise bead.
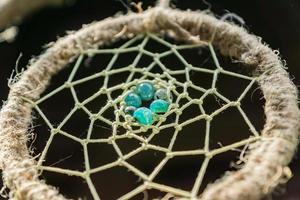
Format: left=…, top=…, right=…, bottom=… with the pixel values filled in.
left=135, top=82, right=155, bottom=101
left=154, top=88, right=172, bottom=102
left=133, top=107, right=154, bottom=125
left=124, top=92, right=142, bottom=108
left=124, top=106, right=136, bottom=116
left=150, top=99, right=169, bottom=114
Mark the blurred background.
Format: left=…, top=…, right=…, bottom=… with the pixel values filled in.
left=0, top=0, right=299, bottom=199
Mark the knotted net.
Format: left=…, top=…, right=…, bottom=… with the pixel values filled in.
left=0, top=1, right=299, bottom=200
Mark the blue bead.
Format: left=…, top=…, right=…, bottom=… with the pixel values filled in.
left=154, top=88, right=172, bottom=102
left=150, top=99, right=169, bottom=114
left=135, top=82, right=155, bottom=101
left=124, top=92, right=142, bottom=108
left=133, top=107, right=154, bottom=125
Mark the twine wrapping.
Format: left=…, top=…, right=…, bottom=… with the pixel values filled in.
left=0, top=3, right=299, bottom=200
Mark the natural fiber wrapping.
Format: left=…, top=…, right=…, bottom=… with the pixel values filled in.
left=0, top=5, right=299, bottom=200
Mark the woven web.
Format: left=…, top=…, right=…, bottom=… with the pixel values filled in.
left=26, top=33, right=262, bottom=199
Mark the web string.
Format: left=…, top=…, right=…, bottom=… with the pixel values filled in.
left=25, top=33, right=262, bottom=199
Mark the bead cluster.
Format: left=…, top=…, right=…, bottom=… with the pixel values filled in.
left=123, top=82, right=171, bottom=126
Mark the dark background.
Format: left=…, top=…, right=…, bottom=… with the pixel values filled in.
left=0, top=0, right=300, bottom=199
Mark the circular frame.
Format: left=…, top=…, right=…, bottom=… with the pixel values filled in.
left=0, top=6, right=299, bottom=200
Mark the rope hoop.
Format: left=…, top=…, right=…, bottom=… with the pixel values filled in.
left=0, top=4, right=299, bottom=200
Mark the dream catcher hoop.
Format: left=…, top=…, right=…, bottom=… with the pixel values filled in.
left=0, top=1, right=299, bottom=199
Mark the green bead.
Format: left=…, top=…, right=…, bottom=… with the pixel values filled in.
left=133, top=107, right=154, bottom=125
left=150, top=99, right=169, bottom=114
left=124, top=92, right=142, bottom=108
left=135, top=82, right=155, bottom=101
left=154, top=88, right=172, bottom=102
